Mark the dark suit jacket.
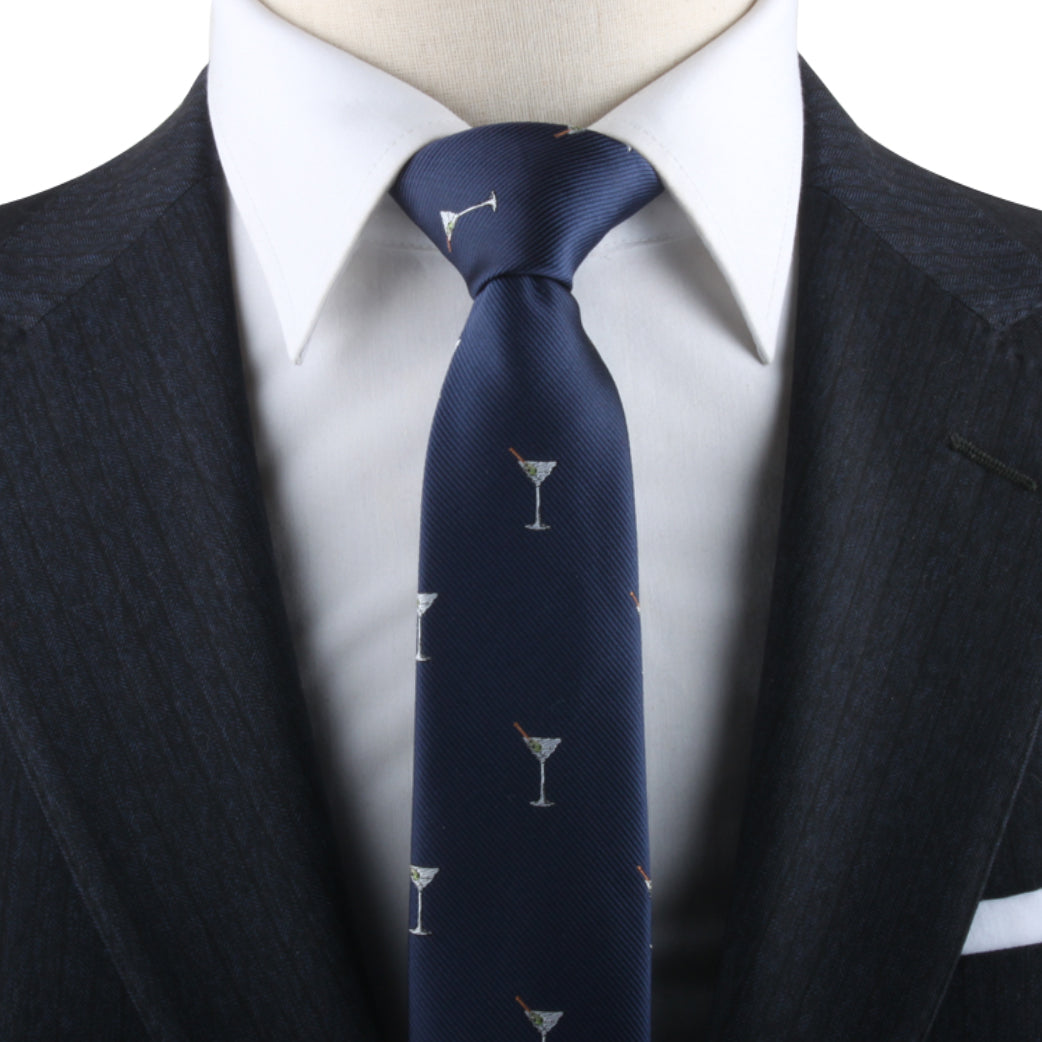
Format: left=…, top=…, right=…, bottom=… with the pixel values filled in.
left=3, top=62, right=1042, bottom=1041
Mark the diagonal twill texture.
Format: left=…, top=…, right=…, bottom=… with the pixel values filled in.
left=392, top=123, right=662, bottom=1042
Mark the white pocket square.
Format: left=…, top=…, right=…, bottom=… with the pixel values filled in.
left=962, top=887, right=1042, bottom=955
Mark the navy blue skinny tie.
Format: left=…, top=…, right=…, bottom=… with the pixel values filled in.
left=393, top=123, right=662, bottom=1042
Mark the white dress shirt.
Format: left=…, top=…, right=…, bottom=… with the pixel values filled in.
left=208, top=0, right=802, bottom=1033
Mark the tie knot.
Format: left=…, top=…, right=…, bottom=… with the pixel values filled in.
left=392, top=123, right=662, bottom=295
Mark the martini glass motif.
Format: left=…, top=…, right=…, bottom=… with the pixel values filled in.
left=637, top=865, right=653, bottom=894
left=409, top=865, right=439, bottom=935
left=516, top=996, right=563, bottom=1041
left=416, top=592, right=438, bottom=662
left=441, top=191, right=497, bottom=252
left=509, top=448, right=556, bottom=530
left=514, top=722, right=561, bottom=807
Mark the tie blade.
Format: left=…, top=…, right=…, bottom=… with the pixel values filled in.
left=405, top=124, right=657, bottom=1042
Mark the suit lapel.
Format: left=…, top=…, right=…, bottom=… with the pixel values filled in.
left=709, top=66, right=1042, bottom=1041
left=7, top=61, right=1042, bottom=1042
left=0, top=74, right=377, bottom=1040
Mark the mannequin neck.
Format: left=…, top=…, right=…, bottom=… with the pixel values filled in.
left=260, top=0, right=757, bottom=126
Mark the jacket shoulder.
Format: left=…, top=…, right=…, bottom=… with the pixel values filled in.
left=0, top=70, right=218, bottom=334
left=800, top=61, right=1042, bottom=333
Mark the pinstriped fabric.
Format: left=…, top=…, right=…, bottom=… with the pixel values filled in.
left=0, top=74, right=376, bottom=1040
left=0, top=735, right=147, bottom=1039
left=392, top=124, right=661, bottom=1042
left=0, top=74, right=217, bottom=333
left=4, top=57, right=1042, bottom=1042
left=801, top=62, right=1042, bottom=331
left=707, top=120, right=1042, bottom=1040
left=930, top=944, right=1042, bottom=1040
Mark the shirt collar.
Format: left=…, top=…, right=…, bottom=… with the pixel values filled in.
left=592, top=0, right=802, bottom=364
left=208, top=0, right=801, bottom=365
